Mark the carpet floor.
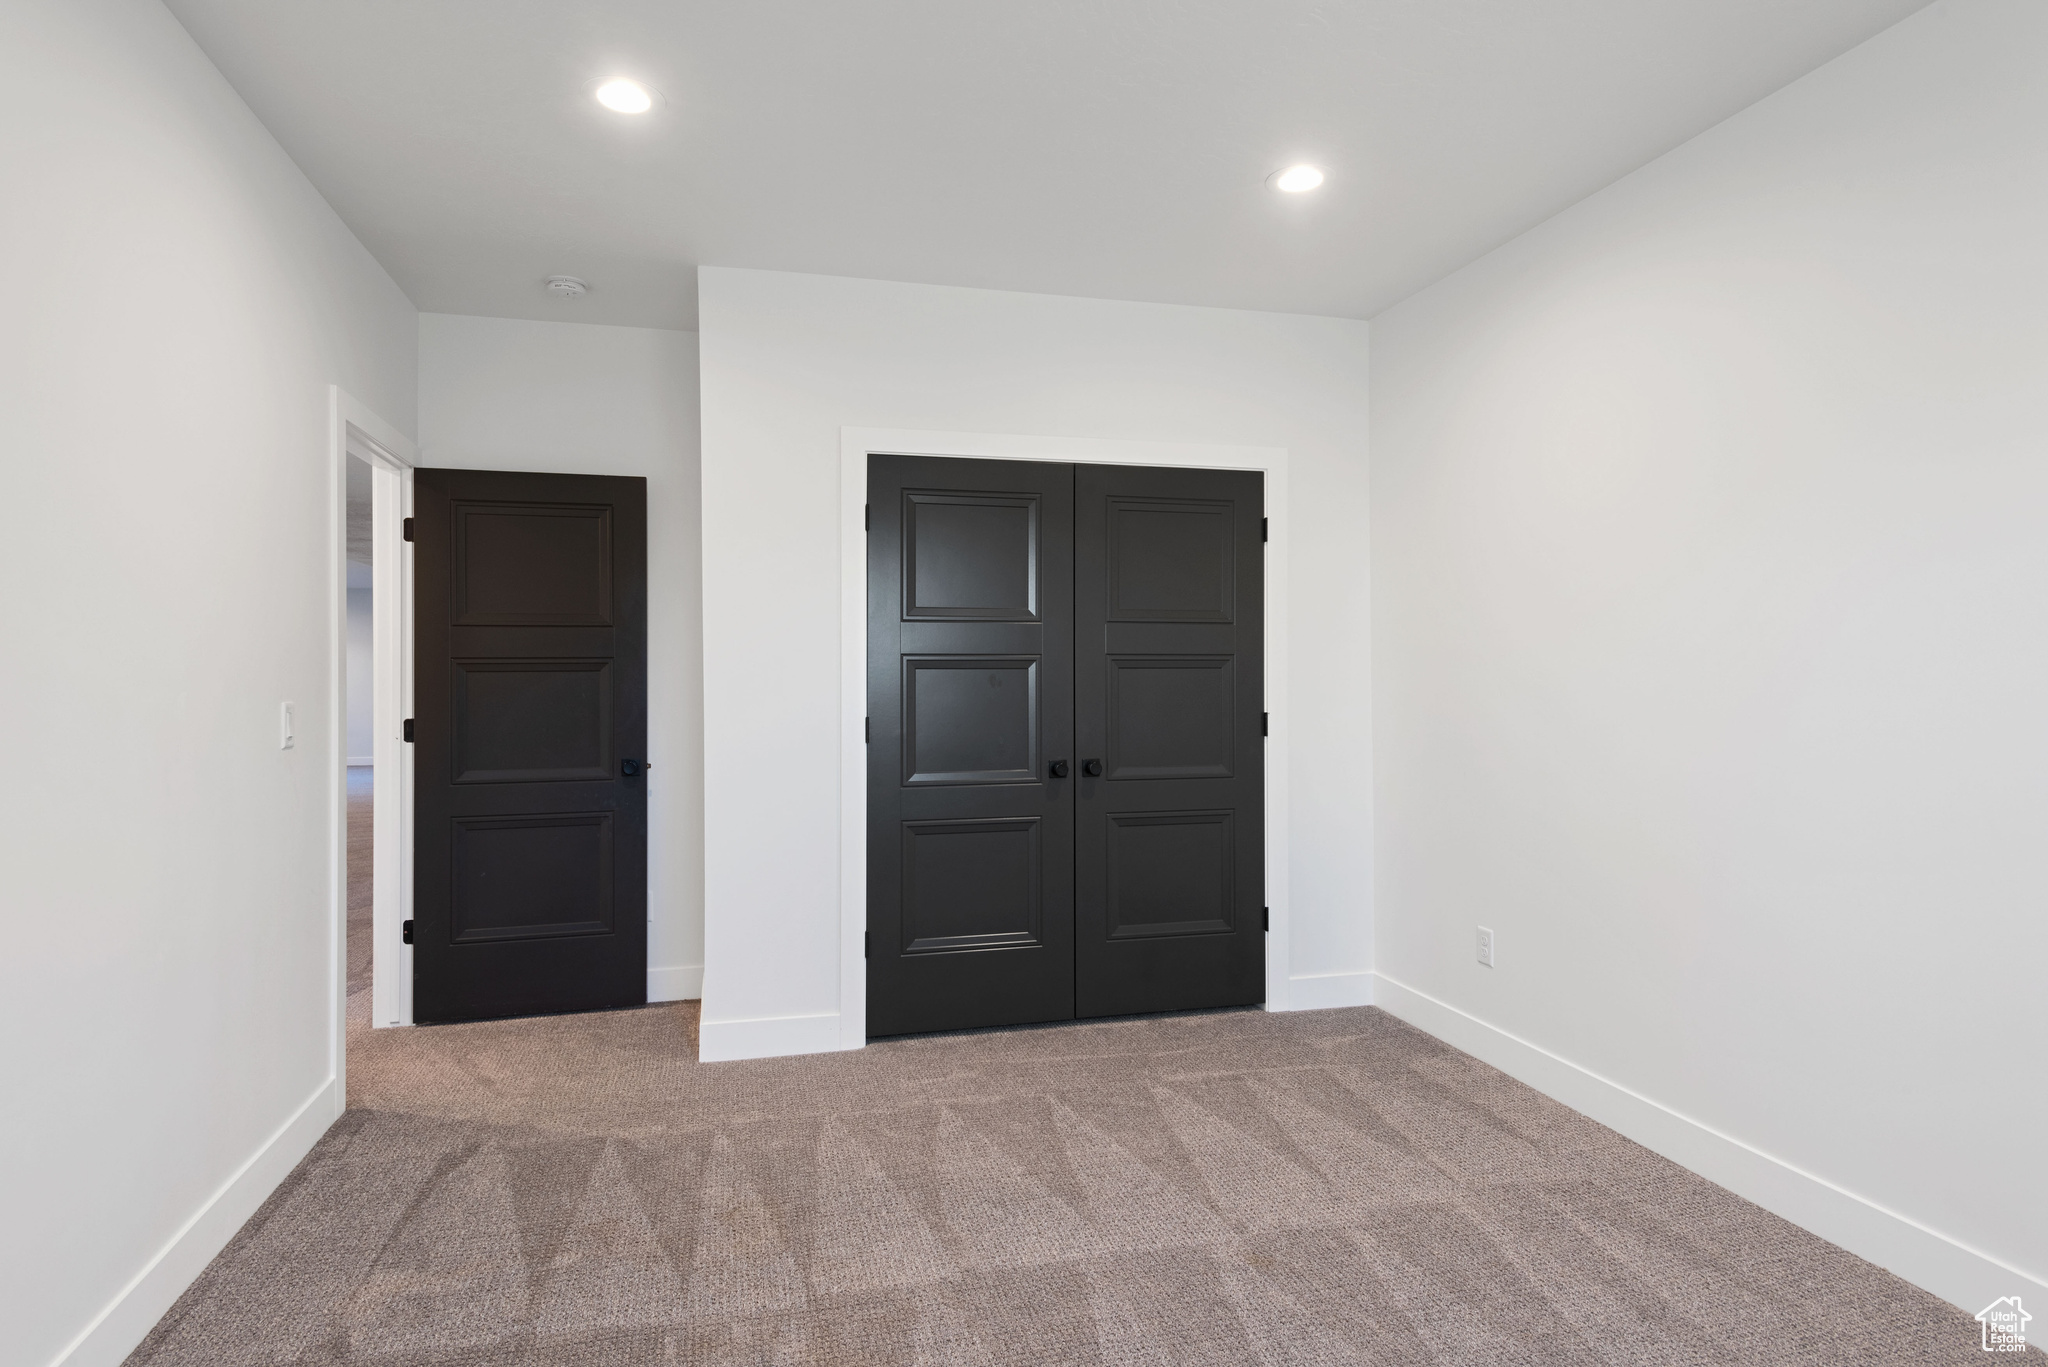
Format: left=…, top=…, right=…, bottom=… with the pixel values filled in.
left=125, top=983, right=2005, bottom=1364
left=131, top=765, right=2012, bottom=1363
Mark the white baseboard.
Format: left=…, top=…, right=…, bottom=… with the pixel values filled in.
left=1369, top=973, right=2045, bottom=1318
left=346, top=757, right=373, bottom=768
left=647, top=963, right=703, bottom=1002
left=51, top=1077, right=342, bottom=1367
left=1284, top=970, right=1375, bottom=1011
left=698, top=1011, right=847, bottom=1062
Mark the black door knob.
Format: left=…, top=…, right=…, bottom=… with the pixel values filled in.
left=621, top=758, right=642, bottom=776
left=1082, top=758, right=1103, bottom=777
left=1048, top=759, right=1069, bottom=778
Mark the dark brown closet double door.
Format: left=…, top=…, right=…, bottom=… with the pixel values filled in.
left=867, top=455, right=1264, bottom=1037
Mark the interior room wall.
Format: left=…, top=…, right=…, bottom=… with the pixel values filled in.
left=698, top=266, right=1373, bottom=1060
left=345, top=583, right=373, bottom=764
left=1369, top=0, right=2045, bottom=1314
left=0, top=3, right=417, bottom=1364
left=417, top=312, right=705, bottom=1002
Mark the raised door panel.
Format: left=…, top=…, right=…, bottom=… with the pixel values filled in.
left=1106, top=810, right=1234, bottom=939
left=453, top=503, right=612, bottom=625
left=904, top=492, right=1040, bottom=620
left=1105, top=656, right=1234, bottom=780
left=452, top=812, right=614, bottom=942
left=1107, top=497, right=1234, bottom=622
left=903, top=656, right=1040, bottom=786
left=453, top=660, right=613, bottom=783
left=901, top=817, right=1043, bottom=953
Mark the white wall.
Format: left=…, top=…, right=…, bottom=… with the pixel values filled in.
left=698, top=267, right=1372, bottom=1058
left=418, top=313, right=705, bottom=1002
left=0, top=3, right=417, bottom=1364
left=1370, top=0, right=2046, bottom=1315
left=345, top=584, right=373, bottom=763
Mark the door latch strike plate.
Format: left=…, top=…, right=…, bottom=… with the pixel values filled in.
left=401, top=919, right=414, bottom=945
left=402, top=517, right=414, bottom=542
left=403, top=718, right=414, bottom=743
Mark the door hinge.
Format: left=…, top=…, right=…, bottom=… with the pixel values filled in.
left=403, top=718, right=414, bottom=743
left=402, top=517, right=414, bottom=542
left=1262, top=517, right=1268, bottom=543
left=864, top=929, right=871, bottom=959
left=864, top=504, right=870, bottom=531
left=401, top=919, right=414, bottom=945
left=1262, top=712, right=1269, bottom=737
left=1263, top=907, right=1270, bottom=932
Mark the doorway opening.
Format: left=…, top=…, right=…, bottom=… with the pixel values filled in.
left=331, top=391, right=417, bottom=1073
left=344, top=453, right=375, bottom=1032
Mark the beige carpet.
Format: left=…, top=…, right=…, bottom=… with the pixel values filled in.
left=125, top=980, right=2006, bottom=1364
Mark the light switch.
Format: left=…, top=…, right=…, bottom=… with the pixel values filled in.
left=280, top=701, right=295, bottom=750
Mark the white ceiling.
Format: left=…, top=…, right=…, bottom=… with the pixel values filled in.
left=164, top=0, right=1928, bottom=330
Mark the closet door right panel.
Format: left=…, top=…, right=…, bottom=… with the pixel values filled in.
left=1073, top=465, right=1264, bottom=1017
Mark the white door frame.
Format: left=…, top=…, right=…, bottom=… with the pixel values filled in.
left=837, top=428, right=1292, bottom=1052
left=330, top=388, right=417, bottom=1076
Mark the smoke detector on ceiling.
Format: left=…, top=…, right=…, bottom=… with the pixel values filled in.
left=545, top=275, right=588, bottom=298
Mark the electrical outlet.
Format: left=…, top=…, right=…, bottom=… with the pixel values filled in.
left=1476, top=926, right=1494, bottom=968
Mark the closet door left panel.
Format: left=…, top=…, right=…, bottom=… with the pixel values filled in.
left=867, top=455, right=1076, bottom=1036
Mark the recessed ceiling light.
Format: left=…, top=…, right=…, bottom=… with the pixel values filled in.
left=1270, top=165, right=1325, bottom=193
left=594, top=78, right=654, bottom=114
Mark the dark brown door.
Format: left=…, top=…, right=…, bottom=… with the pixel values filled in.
left=411, top=469, right=648, bottom=1023
left=867, top=455, right=1075, bottom=1036
left=867, top=456, right=1263, bottom=1037
left=1074, top=464, right=1264, bottom=1016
